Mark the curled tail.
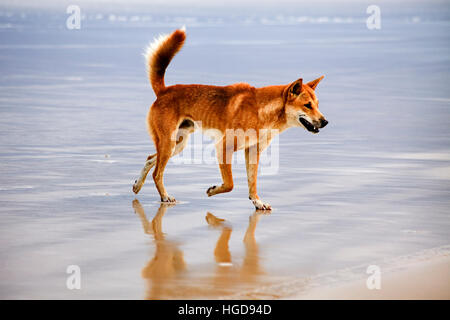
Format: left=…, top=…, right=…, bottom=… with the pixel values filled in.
left=144, top=27, right=186, bottom=96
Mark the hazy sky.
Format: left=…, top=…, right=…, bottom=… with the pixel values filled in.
left=1, top=0, right=447, bottom=21
left=0, top=0, right=437, bottom=10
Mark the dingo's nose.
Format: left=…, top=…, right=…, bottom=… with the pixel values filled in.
left=320, top=119, right=328, bottom=128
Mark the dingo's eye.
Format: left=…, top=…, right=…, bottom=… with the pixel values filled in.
left=304, top=102, right=312, bottom=109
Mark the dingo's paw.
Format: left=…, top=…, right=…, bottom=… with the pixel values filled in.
left=252, top=199, right=272, bottom=211
left=161, top=195, right=176, bottom=203
left=206, top=185, right=217, bottom=197
left=133, top=180, right=142, bottom=194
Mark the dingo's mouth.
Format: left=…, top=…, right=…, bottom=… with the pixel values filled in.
left=299, top=117, right=319, bottom=133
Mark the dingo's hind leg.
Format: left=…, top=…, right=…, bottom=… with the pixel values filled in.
left=133, top=120, right=194, bottom=195
left=151, top=117, right=195, bottom=202
left=133, top=154, right=157, bottom=194
left=153, top=133, right=176, bottom=202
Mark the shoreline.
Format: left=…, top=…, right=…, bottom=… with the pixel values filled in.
left=221, top=245, right=450, bottom=300
left=290, top=253, right=450, bottom=300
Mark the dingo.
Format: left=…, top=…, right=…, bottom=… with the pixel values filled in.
left=133, top=27, right=328, bottom=210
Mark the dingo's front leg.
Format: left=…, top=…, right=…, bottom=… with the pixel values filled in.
left=207, top=139, right=234, bottom=197
left=206, top=163, right=234, bottom=196
left=245, top=144, right=271, bottom=210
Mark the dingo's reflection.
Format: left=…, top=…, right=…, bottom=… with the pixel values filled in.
left=132, top=200, right=186, bottom=299
left=206, top=212, right=265, bottom=292
left=133, top=200, right=268, bottom=299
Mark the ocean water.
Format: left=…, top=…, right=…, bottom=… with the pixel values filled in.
left=0, top=3, right=449, bottom=299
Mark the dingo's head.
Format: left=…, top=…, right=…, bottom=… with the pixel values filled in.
left=284, top=76, right=328, bottom=134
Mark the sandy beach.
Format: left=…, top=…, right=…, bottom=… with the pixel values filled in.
left=291, top=255, right=450, bottom=300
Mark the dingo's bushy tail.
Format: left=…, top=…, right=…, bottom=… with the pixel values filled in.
left=144, top=27, right=186, bottom=96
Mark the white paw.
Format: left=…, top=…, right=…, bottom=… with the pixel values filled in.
left=252, top=198, right=272, bottom=210
left=161, top=195, right=176, bottom=203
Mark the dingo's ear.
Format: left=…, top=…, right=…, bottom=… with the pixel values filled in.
left=288, top=78, right=303, bottom=96
left=307, top=76, right=324, bottom=90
